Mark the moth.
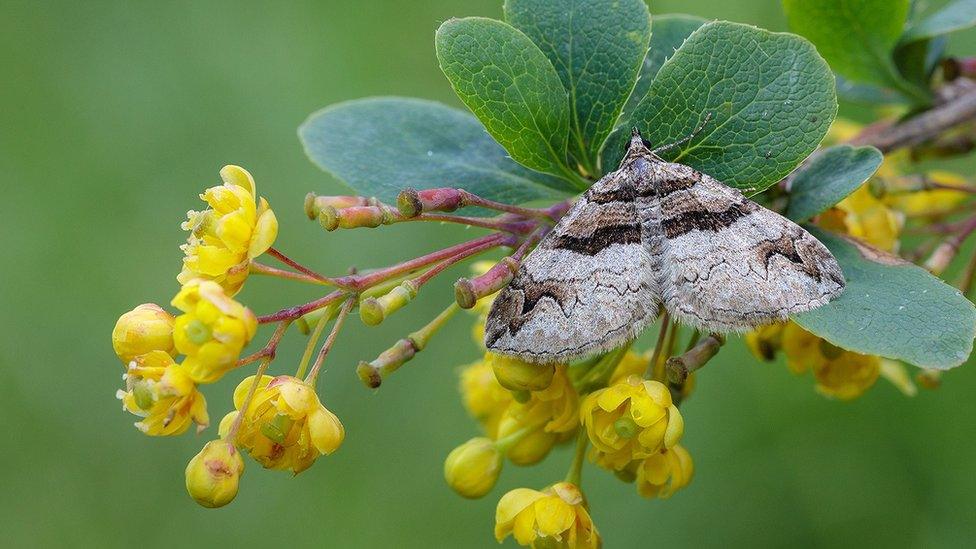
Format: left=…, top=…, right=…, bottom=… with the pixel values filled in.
left=485, top=128, right=845, bottom=363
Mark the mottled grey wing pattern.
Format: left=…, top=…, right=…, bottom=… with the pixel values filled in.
left=483, top=166, right=660, bottom=363
left=485, top=131, right=845, bottom=362
left=649, top=161, right=845, bottom=332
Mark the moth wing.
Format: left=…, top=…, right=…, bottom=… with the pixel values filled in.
left=653, top=163, right=845, bottom=332
left=484, top=170, right=660, bottom=363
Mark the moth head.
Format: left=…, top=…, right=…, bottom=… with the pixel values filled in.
left=622, top=127, right=659, bottom=165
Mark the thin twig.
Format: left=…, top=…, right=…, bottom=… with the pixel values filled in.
left=249, top=261, right=329, bottom=285
left=851, top=81, right=976, bottom=153
left=266, top=247, right=333, bottom=283
left=644, top=311, right=670, bottom=381
left=332, top=233, right=514, bottom=291
left=236, top=320, right=293, bottom=365
left=257, top=290, right=345, bottom=324
left=306, top=297, right=356, bottom=385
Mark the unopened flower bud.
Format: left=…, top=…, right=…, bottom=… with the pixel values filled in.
left=304, top=192, right=374, bottom=219
left=318, top=205, right=341, bottom=231
left=487, top=353, right=555, bottom=391
left=319, top=205, right=398, bottom=231
left=357, top=338, right=417, bottom=388
left=397, top=187, right=465, bottom=218
left=112, top=304, right=175, bottom=363
left=360, top=281, right=418, bottom=326
left=496, top=415, right=556, bottom=466
left=454, top=258, right=518, bottom=309
left=185, top=440, right=244, bottom=508
left=444, top=437, right=502, bottom=498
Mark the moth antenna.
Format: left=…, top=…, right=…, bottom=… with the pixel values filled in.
left=652, top=112, right=713, bottom=155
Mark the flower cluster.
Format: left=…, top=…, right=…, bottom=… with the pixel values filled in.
left=113, top=278, right=257, bottom=435
left=746, top=322, right=882, bottom=399
left=112, top=166, right=346, bottom=508
left=441, top=267, right=697, bottom=547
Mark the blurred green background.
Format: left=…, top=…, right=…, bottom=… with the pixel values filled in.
left=2, top=0, right=975, bottom=547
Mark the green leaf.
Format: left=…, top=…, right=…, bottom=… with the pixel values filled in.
left=901, top=0, right=976, bottom=43
left=299, top=97, right=566, bottom=208
left=614, top=21, right=837, bottom=193
left=894, top=39, right=935, bottom=88
left=504, top=0, right=651, bottom=176
left=435, top=17, right=580, bottom=187
left=624, top=14, right=706, bottom=118
left=835, top=76, right=906, bottom=105
left=786, top=145, right=883, bottom=222
left=793, top=228, right=976, bottom=370
left=782, top=0, right=930, bottom=105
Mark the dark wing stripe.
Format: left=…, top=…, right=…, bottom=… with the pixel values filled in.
left=549, top=223, right=641, bottom=255
left=661, top=201, right=757, bottom=239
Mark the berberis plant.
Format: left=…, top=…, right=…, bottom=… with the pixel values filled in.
left=111, top=0, right=976, bottom=546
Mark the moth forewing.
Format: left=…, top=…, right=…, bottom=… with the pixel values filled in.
left=483, top=163, right=660, bottom=363
left=485, top=130, right=845, bottom=362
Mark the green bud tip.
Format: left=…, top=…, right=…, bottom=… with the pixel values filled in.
left=397, top=188, right=422, bottom=218
left=454, top=278, right=476, bottom=309
left=304, top=192, right=319, bottom=219
left=318, top=206, right=340, bottom=231
left=359, top=297, right=385, bottom=326
left=356, top=361, right=382, bottom=389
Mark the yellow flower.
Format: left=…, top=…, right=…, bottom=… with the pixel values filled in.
left=779, top=323, right=880, bottom=399
left=780, top=322, right=827, bottom=375
left=488, top=352, right=556, bottom=391
left=608, top=350, right=649, bottom=385
left=220, top=375, right=344, bottom=474
left=744, top=323, right=785, bottom=362
left=635, top=445, right=694, bottom=499
left=112, top=303, right=175, bottom=363
left=494, top=366, right=579, bottom=466
left=171, top=279, right=257, bottom=383
left=819, top=184, right=904, bottom=252
left=506, top=365, right=579, bottom=434
left=116, top=350, right=209, bottom=435
left=884, top=171, right=970, bottom=217
left=813, top=352, right=880, bottom=400
left=496, top=414, right=558, bottom=466
left=444, top=437, right=502, bottom=499
left=179, top=165, right=278, bottom=295
left=495, top=482, right=600, bottom=548
left=581, top=376, right=683, bottom=470
left=185, top=439, right=244, bottom=508
left=459, top=359, right=513, bottom=438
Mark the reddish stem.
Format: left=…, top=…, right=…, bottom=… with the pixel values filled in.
left=413, top=233, right=513, bottom=287
left=250, top=262, right=326, bottom=285
left=266, top=247, right=332, bottom=283
left=330, top=233, right=511, bottom=292
left=257, top=290, right=345, bottom=324
left=236, top=320, right=292, bottom=366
